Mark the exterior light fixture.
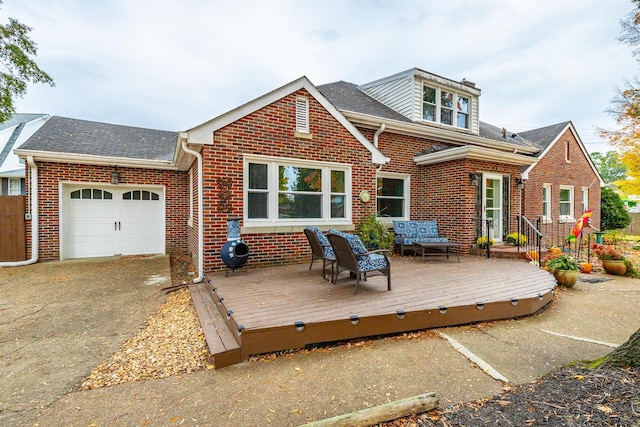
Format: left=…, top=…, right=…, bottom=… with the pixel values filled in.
left=469, top=172, right=481, bottom=187
left=516, top=177, right=525, bottom=190
left=111, top=166, right=120, bottom=185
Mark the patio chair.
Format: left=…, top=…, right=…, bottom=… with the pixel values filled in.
left=303, top=227, right=336, bottom=281
left=327, top=231, right=391, bottom=294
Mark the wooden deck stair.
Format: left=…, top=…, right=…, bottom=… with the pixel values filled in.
left=189, top=281, right=241, bottom=368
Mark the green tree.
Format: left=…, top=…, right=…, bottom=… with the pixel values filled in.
left=0, top=1, right=54, bottom=122
left=590, top=151, right=627, bottom=184
left=600, top=186, right=631, bottom=230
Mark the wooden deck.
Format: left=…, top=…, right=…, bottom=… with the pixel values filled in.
left=190, top=256, right=557, bottom=368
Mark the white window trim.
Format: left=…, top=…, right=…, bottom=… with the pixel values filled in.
left=582, top=187, right=589, bottom=213
left=243, top=154, right=352, bottom=230
left=376, top=172, right=410, bottom=225
left=8, top=178, right=21, bottom=195
left=559, top=185, right=575, bottom=223
left=421, top=82, right=470, bottom=130
left=542, top=183, right=552, bottom=224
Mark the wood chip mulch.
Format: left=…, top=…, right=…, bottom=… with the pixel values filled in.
left=80, top=256, right=211, bottom=390
left=384, top=365, right=640, bottom=426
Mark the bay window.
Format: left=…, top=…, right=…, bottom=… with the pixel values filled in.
left=245, top=156, right=350, bottom=224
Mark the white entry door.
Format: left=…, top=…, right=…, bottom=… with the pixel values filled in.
left=483, top=175, right=503, bottom=242
left=63, top=185, right=165, bottom=259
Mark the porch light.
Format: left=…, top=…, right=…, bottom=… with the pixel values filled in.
left=349, top=315, right=360, bottom=325
left=110, top=166, right=120, bottom=185
left=294, top=321, right=305, bottom=331
left=516, top=178, right=525, bottom=190
left=469, top=172, right=481, bottom=187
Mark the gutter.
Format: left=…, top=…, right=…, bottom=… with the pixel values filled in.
left=180, top=135, right=204, bottom=283
left=1, top=156, right=38, bottom=267
left=13, top=149, right=179, bottom=171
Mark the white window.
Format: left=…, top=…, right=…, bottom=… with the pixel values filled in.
left=582, top=187, right=589, bottom=212
left=244, top=155, right=350, bottom=225
left=542, top=183, right=551, bottom=223
left=422, top=83, right=470, bottom=129
left=295, top=97, right=309, bottom=134
left=8, top=178, right=22, bottom=195
left=376, top=173, right=410, bottom=220
left=559, top=186, right=574, bottom=221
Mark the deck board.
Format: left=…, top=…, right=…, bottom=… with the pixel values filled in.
left=197, top=256, right=556, bottom=367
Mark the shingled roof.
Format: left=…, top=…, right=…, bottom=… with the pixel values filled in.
left=318, top=81, right=538, bottom=151
left=19, top=116, right=178, bottom=162
left=518, top=121, right=571, bottom=154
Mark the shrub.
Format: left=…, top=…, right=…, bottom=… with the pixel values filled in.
left=476, top=236, right=494, bottom=249
left=356, top=214, right=394, bottom=250
left=601, top=187, right=631, bottom=231
left=505, top=232, right=527, bottom=245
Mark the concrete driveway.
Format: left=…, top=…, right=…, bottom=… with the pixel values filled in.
left=1, top=257, right=638, bottom=426
left=0, top=256, right=170, bottom=426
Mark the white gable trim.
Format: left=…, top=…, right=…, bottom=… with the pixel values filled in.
left=184, top=76, right=389, bottom=165
left=521, top=122, right=604, bottom=185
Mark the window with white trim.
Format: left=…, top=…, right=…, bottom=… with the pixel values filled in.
left=295, top=97, right=309, bottom=133
left=542, top=184, right=551, bottom=223
left=422, top=83, right=470, bottom=129
left=245, top=156, right=350, bottom=224
left=582, top=187, right=589, bottom=212
left=376, top=173, right=410, bottom=219
left=559, top=186, right=574, bottom=220
left=8, top=178, right=21, bottom=195
left=565, top=141, right=571, bottom=163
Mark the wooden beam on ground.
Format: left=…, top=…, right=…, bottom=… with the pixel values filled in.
left=300, top=392, right=438, bottom=427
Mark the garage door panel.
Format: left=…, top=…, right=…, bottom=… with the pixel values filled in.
left=63, top=186, right=165, bottom=259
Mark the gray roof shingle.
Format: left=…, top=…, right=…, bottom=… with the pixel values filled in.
left=19, top=116, right=178, bottom=162
left=518, top=121, right=571, bottom=154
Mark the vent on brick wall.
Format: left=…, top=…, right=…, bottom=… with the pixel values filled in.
left=296, top=97, right=309, bottom=133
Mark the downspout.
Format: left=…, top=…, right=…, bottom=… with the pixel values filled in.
left=180, top=139, right=204, bottom=283
left=374, top=123, right=386, bottom=171
left=1, top=156, right=38, bottom=266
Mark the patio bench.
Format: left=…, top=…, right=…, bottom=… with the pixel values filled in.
left=393, top=220, right=449, bottom=256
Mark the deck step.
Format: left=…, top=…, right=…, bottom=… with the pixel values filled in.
left=189, top=281, right=241, bottom=368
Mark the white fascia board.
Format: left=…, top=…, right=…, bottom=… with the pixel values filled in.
left=521, top=122, right=604, bottom=186
left=414, top=145, right=538, bottom=167
left=13, top=149, right=179, bottom=170
left=184, top=76, right=389, bottom=165
left=343, top=110, right=539, bottom=155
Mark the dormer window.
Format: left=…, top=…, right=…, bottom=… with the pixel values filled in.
left=422, top=83, right=470, bottom=129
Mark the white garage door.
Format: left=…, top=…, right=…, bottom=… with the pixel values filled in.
left=63, top=186, right=165, bottom=259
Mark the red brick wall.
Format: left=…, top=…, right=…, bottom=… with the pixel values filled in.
left=524, top=127, right=601, bottom=234
left=371, top=129, right=523, bottom=251
left=26, top=161, right=189, bottom=261
left=198, top=89, right=377, bottom=272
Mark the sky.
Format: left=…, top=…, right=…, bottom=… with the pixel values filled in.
left=3, top=0, right=639, bottom=154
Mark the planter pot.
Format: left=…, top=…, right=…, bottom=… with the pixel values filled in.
left=554, top=270, right=579, bottom=288
left=601, top=259, right=627, bottom=276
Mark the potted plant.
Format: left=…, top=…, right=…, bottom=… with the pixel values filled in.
left=591, top=243, right=628, bottom=276
left=543, top=253, right=580, bottom=288
left=356, top=214, right=394, bottom=251
left=476, top=236, right=494, bottom=249
left=505, top=232, right=527, bottom=246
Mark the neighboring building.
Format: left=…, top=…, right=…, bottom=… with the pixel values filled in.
left=0, top=114, right=49, bottom=195
left=11, top=68, right=602, bottom=274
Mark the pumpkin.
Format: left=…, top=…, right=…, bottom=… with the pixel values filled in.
left=580, top=262, right=593, bottom=274
left=549, top=247, right=563, bottom=256
left=525, top=250, right=539, bottom=261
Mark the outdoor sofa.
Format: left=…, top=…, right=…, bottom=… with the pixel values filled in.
left=392, top=220, right=448, bottom=256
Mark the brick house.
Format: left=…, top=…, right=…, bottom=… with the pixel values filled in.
left=9, top=67, right=602, bottom=276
